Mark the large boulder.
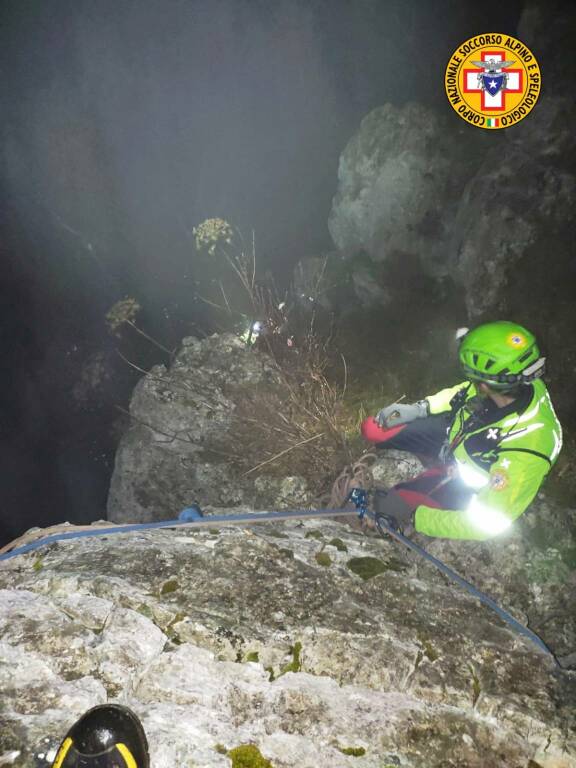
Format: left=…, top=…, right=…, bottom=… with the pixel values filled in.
left=449, top=96, right=576, bottom=320
left=107, top=332, right=368, bottom=525
left=447, top=92, right=576, bottom=426
left=327, top=103, right=487, bottom=276
left=106, top=330, right=431, bottom=526
left=0, top=509, right=575, bottom=767
left=107, top=333, right=309, bottom=523
left=320, top=1, right=576, bottom=433
left=324, top=2, right=576, bottom=321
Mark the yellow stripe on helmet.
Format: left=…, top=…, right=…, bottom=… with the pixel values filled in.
left=52, top=737, right=73, bottom=768
left=116, top=743, right=138, bottom=768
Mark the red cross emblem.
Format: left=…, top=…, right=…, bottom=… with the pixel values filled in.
left=463, top=50, right=523, bottom=111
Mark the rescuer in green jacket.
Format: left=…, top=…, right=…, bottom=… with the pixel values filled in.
left=360, top=321, right=563, bottom=540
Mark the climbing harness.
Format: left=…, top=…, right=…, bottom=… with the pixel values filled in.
left=0, top=490, right=560, bottom=668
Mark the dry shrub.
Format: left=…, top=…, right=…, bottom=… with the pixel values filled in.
left=218, top=294, right=358, bottom=502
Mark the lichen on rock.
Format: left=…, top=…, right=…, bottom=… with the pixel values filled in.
left=1, top=513, right=575, bottom=767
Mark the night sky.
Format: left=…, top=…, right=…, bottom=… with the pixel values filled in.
left=0, top=0, right=524, bottom=546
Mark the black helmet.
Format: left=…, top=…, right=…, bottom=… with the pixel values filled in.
left=51, top=704, right=149, bottom=768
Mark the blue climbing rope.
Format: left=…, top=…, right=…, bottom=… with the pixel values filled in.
left=0, top=491, right=560, bottom=668
left=375, top=514, right=560, bottom=665
left=348, top=488, right=560, bottom=667
left=0, top=507, right=352, bottom=562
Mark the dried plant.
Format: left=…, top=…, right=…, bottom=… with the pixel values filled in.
left=105, top=297, right=172, bottom=356
left=192, top=218, right=233, bottom=255
left=193, top=218, right=257, bottom=310
left=105, top=297, right=141, bottom=334
left=106, top=227, right=364, bottom=502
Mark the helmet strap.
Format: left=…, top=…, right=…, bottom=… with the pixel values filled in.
left=521, top=357, right=546, bottom=382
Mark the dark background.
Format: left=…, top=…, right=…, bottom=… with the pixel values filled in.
left=0, top=0, right=524, bottom=545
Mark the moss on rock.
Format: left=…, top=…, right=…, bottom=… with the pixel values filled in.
left=160, top=578, right=179, bottom=595
left=347, top=556, right=389, bottom=580
left=279, top=548, right=294, bottom=559
left=315, top=551, right=332, bottom=567
left=273, top=641, right=303, bottom=680
left=417, top=633, right=439, bottom=662
left=136, top=603, right=154, bottom=620
left=228, top=744, right=274, bottom=767
left=328, top=537, right=348, bottom=552
left=337, top=745, right=366, bottom=756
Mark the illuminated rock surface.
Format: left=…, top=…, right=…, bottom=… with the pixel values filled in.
left=328, top=102, right=484, bottom=277
left=107, top=333, right=308, bottom=524
left=1, top=511, right=575, bottom=767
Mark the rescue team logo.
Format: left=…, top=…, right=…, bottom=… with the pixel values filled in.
left=490, top=470, right=509, bottom=491
left=445, top=33, right=541, bottom=129
left=507, top=331, right=528, bottom=348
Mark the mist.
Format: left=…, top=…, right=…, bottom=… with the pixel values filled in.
left=0, top=0, right=523, bottom=544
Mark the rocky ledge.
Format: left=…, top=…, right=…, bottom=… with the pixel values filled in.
left=0, top=510, right=574, bottom=768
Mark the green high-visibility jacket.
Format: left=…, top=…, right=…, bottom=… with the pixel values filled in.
left=414, top=379, right=563, bottom=540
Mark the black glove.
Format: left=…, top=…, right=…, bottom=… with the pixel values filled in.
left=375, top=400, right=428, bottom=428
left=373, top=489, right=415, bottom=532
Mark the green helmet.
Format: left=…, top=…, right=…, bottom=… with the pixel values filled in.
left=459, top=321, right=545, bottom=389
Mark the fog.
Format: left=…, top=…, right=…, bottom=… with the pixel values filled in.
left=0, top=0, right=523, bottom=544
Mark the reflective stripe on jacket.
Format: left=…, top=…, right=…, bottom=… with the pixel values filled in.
left=415, top=379, right=563, bottom=540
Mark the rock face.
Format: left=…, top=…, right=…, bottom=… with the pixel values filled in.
left=1, top=508, right=575, bottom=768
left=322, top=1, right=576, bottom=426
left=327, top=103, right=486, bottom=277
left=107, top=333, right=312, bottom=524
left=4, top=329, right=576, bottom=766
left=449, top=97, right=576, bottom=320
left=326, top=1, right=576, bottom=325
left=326, top=93, right=576, bottom=326
left=447, top=2, right=576, bottom=423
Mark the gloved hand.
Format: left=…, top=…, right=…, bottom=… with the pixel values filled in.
left=375, top=400, right=428, bottom=428
left=373, top=489, right=415, bottom=532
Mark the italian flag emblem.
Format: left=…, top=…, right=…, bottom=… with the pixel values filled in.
left=487, top=117, right=500, bottom=128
